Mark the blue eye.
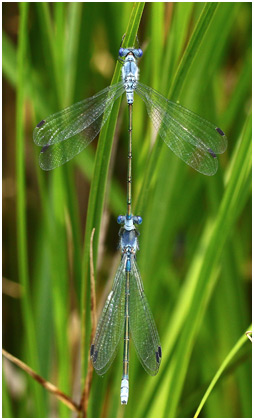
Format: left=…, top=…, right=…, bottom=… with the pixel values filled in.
left=117, top=215, right=125, bottom=224
left=133, top=48, right=143, bottom=58
left=119, top=48, right=124, bottom=57
left=133, top=216, right=142, bottom=225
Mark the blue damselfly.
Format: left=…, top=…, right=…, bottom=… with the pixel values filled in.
left=90, top=212, right=162, bottom=404
left=33, top=38, right=227, bottom=177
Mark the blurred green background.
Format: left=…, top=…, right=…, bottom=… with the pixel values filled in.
left=2, top=2, right=251, bottom=418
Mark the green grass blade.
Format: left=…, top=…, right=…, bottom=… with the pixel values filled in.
left=170, top=2, right=218, bottom=101
left=15, top=3, right=46, bottom=415
left=35, top=3, right=63, bottom=107
left=194, top=325, right=252, bottom=418
left=64, top=2, right=83, bottom=106
left=2, top=32, right=17, bottom=86
left=161, top=3, right=194, bottom=92
left=150, top=2, right=164, bottom=91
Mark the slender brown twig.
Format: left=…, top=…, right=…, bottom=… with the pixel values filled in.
left=2, top=349, right=79, bottom=413
left=80, top=228, right=97, bottom=417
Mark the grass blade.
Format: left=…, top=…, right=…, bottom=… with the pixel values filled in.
left=194, top=325, right=252, bottom=418
left=16, top=3, right=46, bottom=415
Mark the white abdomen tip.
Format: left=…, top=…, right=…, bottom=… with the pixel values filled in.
left=120, top=378, right=129, bottom=405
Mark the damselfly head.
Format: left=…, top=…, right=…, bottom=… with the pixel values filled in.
left=117, top=215, right=142, bottom=231
left=119, top=48, right=143, bottom=58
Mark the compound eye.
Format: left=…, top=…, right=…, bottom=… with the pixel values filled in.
left=119, top=48, right=125, bottom=57
left=133, top=216, right=142, bottom=225
left=117, top=215, right=125, bottom=224
left=134, top=48, right=143, bottom=58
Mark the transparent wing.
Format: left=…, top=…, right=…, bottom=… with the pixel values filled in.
left=90, top=256, right=126, bottom=375
left=33, top=82, right=125, bottom=170
left=129, top=256, right=161, bottom=376
left=136, top=82, right=227, bottom=176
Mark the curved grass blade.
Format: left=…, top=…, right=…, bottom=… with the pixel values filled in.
left=194, top=325, right=252, bottom=418
left=170, top=3, right=219, bottom=102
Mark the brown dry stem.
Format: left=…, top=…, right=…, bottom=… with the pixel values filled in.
left=2, top=349, right=79, bottom=413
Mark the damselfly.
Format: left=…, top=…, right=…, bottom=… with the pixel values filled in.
left=90, top=214, right=161, bottom=405
left=33, top=38, right=227, bottom=176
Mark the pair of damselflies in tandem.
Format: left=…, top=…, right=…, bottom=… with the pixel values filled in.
left=34, top=37, right=227, bottom=405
